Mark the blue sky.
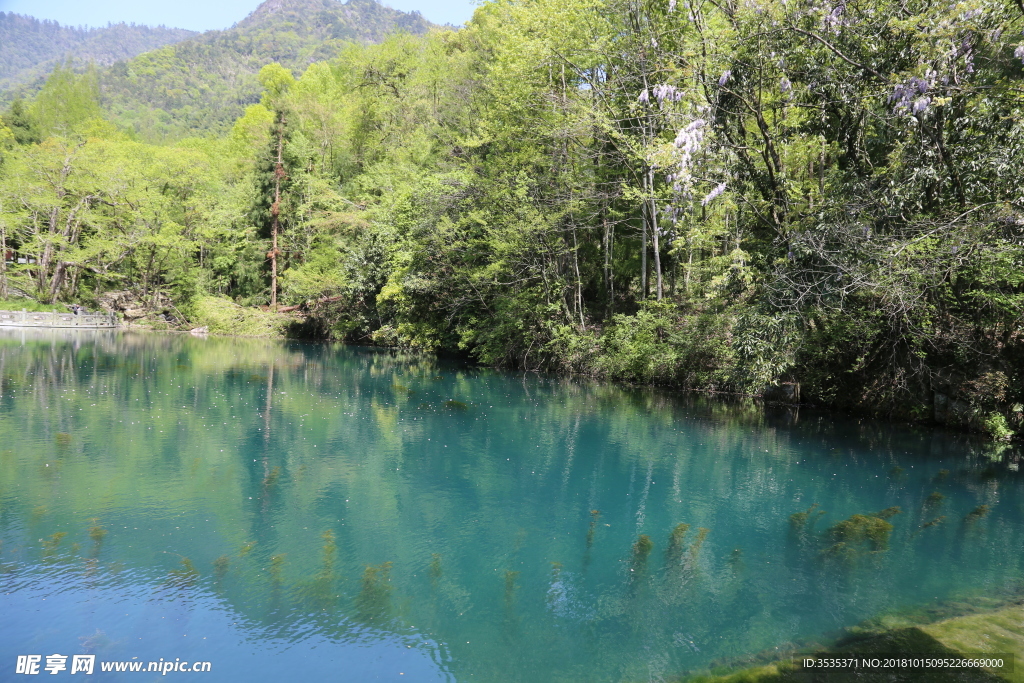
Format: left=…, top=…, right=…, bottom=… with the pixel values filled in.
left=0, top=0, right=477, bottom=31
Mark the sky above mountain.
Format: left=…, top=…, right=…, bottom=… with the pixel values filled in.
left=0, top=0, right=475, bottom=31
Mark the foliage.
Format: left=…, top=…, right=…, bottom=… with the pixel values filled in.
left=0, top=0, right=1022, bottom=430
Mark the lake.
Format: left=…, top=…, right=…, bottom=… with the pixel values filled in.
left=1, top=330, right=1021, bottom=681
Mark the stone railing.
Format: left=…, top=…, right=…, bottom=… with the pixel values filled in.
left=0, top=309, right=118, bottom=328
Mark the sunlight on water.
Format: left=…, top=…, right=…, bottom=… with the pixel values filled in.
left=0, top=329, right=1021, bottom=681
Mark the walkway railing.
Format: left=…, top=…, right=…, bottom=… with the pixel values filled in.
left=0, top=309, right=118, bottom=328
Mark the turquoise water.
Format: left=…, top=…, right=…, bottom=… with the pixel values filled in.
left=0, top=330, right=1021, bottom=681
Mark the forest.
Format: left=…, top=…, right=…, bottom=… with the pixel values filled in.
left=1, top=0, right=1023, bottom=436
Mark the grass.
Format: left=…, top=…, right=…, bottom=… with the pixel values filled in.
left=677, top=604, right=1024, bottom=682
left=186, top=296, right=292, bottom=337
left=0, top=297, right=67, bottom=312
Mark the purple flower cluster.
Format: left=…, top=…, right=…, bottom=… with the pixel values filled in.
left=718, top=70, right=732, bottom=87
left=1016, top=45, right=1024, bottom=65
left=823, top=4, right=845, bottom=29
left=890, top=75, right=933, bottom=114
left=701, top=182, right=728, bottom=206
left=666, top=119, right=707, bottom=193
left=638, top=84, right=684, bottom=105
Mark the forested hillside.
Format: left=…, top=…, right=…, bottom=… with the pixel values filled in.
left=0, top=12, right=196, bottom=99
left=99, top=0, right=437, bottom=140
left=1, top=0, right=1023, bottom=437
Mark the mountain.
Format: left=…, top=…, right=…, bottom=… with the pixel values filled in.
left=100, top=0, right=438, bottom=140
left=0, top=12, right=197, bottom=99
left=1, top=0, right=439, bottom=141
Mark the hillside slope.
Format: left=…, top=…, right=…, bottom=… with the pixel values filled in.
left=99, top=0, right=437, bottom=140
left=0, top=12, right=196, bottom=100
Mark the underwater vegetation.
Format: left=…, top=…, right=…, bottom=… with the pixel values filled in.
left=666, top=522, right=690, bottom=565
left=934, top=469, right=950, bottom=482
left=88, top=519, right=107, bottom=542
left=921, top=516, right=945, bottom=529
left=213, top=555, right=230, bottom=576
left=443, top=400, right=468, bottom=411
left=925, top=491, right=945, bottom=507
left=269, top=554, right=286, bottom=584
left=823, top=508, right=900, bottom=557
left=630, top=534, right=654, bottom=579
left=965, top=505, right=990, bottom=523
left=586, top=509, right=600, bottom=548
left=41, top=531, right=67, bottom=558
left=55, top=433, right=71, bottom=447
left=355, top=562, right=393, bottom=623
left=239, top=541, right=256, bottom=556
left=789, top=504, right=826, bottom=531
left=168, top=557, right=199, bottom=588
left=262, top=466, right=281, bottom=489
left=293, top=531, right=340, bottom=608
left=428, top=553, right=442, bottom=584
left=689, top=528, right=710, bottom=564
left=504, top=569, right=520, bottom=604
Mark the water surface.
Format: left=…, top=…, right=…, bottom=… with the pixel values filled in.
left=1, top=330, right=1021, bottom=681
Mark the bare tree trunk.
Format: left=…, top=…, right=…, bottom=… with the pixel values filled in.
left=649, top=167, right=663, bottom=300
left=270, top=113, right=285, bottom=311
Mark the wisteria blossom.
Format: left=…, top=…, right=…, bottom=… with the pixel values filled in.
left=890, top=73, right=935, bottom=113
left=702, top=182, right=728, bottom=206
left=718, top=70, right=732, bottom=87
left=665, top=119, right=707, bottom=195
left=640, top=84, right=684, bottom=105
left=1016, top=45, right=1024, bottom=65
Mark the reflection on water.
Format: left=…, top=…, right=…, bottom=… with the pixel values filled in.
left=0, top=330, right=1022, bottom=681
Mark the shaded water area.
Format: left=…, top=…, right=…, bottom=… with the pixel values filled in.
left=1, top=330, right=1022, bottom=681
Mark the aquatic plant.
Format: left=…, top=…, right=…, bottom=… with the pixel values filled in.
left=926, top=491, right=945, bottom=507
left=428, top=553, right=442, bottom=582
left=630, top=534, right=654, bottom=578
left=356, top=562, right=394, bottom=622
left=262, top=466, right=281, bottom=489
left=825, top=513, right=894, bottom=553
left=41, top=531, right=67, bottom=556
left=934, top=469, right=950, bottom=482
left=88, top=519, right=107, bottom=542
left=665, top=522, right=690, bottom=566
left=443, top=400, right=468, bottom=411
left=689, top=528, right=710, bottom=563
left=213, top=555, right=230, bottom=575
left=921, top=516, right=945, bottom=528
left=269, top=554, right=286, bottom=584
left=504, top=569, right=520, bottom=606
left=966, top=505, right=990, bottom=522
left=239, top=541, right=256, bottom=556
left=875, top=506, right=902, bottom=520
left=55, top=432, right=71, bottom=446
left=632, top=534, right=653, bottom=561
left=321, top=529, right=337, bottom=573
left=789, top=504, right=824, bottom=530
left=889, top=466, right=905, bottom=477
left=168, top=557, right=200, bottom=588
left=586, top=510, right=600, bottom=548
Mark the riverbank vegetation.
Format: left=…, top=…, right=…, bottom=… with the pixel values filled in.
left=1, top=0, right=1023, bottom=434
